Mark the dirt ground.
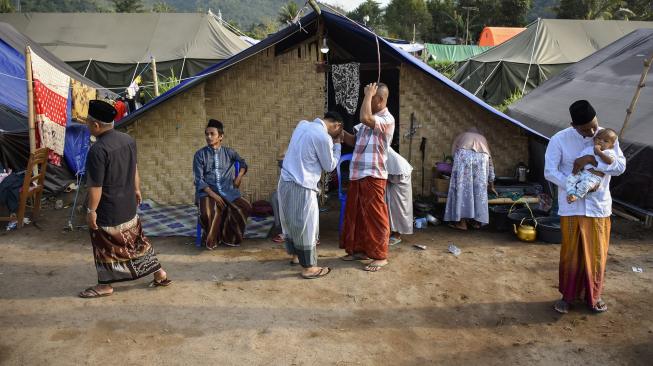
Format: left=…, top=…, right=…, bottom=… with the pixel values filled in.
left=1, top=200, right=652, bottom=366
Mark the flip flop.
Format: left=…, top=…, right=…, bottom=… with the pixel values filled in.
left=149, top=278, right=173, bottom=287
left=221, top=241, right=240, bottom=247
left=79, top=287, right=113, bottom=298
left=301, top=267, right=331, bottom=279
left=272, top=234, right=285, bottom=243
left=553, top=299, right=570, bottom=314
left=591, top=299, right=608, bottom=313
left=341, top=254, right=370, bottom=261
left=364, top=261, right=388, bottom=272
left=389, top=237, right=402, bottom=246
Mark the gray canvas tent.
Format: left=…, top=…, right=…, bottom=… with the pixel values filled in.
left=0, top=12, right=249, bottom=90
left=453, top=19, right=653, bottom=105
left=507, top=29, right=653, bottom=211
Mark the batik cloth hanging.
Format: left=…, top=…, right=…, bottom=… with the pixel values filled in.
left=331, top=62, right=360, bottom=115
left=31, top=50, right=70, bottom=165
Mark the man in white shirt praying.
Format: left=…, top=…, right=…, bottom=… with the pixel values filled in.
left=544, top=100, right=626, bottom=314
left=277, top=111, right=343, bottom=279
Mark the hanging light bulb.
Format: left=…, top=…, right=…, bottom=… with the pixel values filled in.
left=320, top=37, right=330, bottom=54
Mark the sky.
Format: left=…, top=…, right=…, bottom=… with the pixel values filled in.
left=321, top=0, right=392, bottom=12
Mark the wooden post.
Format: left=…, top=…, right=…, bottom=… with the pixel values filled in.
left=151, top=56, right=160, bottom=97
left=25, top=46, right=36, bottom=154
left=620, top=52, right=653, bottom=138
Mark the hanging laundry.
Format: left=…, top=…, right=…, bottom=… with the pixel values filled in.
left=331, top=62, right=360, bottom=115
left=31, top=49, right=70, bottom=166
left=71, top=79, right=97, bottom=120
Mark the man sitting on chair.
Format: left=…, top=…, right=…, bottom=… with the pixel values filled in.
left=193, top=119, right=251, bottom=249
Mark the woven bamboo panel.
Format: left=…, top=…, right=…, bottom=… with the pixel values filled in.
left=124, top=42, right=324, bottom=204
left=204, top=44, right=324, bottom=202
left=398, top=65, right=528, bottom=195
left=125, top=84, right=207, bottom=204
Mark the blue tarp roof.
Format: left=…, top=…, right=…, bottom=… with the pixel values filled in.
left=117, top=7, right=545, bottom=139
left=0, top=39, right=27, bottom=116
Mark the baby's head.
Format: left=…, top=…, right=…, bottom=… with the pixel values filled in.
left=594, top=128, right=618, bottom=150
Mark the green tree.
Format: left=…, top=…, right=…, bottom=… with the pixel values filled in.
left=348, top=0, right=385, bottom=30
left=0, top=0, right=14, bottom=13
left=152, top=1, right=175, bottom=12
left=385, top=0, right=432, bottom=41
left=426, top=0, right=462, bottom=41
left=113, top=0, right=144, bottom=13
left=247, top=17, right=280, bottom=40
left=496, top=0, right=532, bottom=26
left=278, top=1, right=299, bottom=26
left=555, top=0, right=624, bottom=19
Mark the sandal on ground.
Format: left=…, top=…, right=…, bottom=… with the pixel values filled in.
left=364, top=261, right=388, bottom=272
left=149, top=278, right=173, bottom=287
left=553, top=299, right=570, bottom=314
left=301, top=267, right=331, bottom=279
left=79, top=286, right=113, bottom=298
left=591, top=299, right=608, bottom=313
left=271, top=234, right=285, bottom=243
left=340, top=254, right=370, bottom=261
left=221, top=241, right=240, bottom=247
left=206, top=242, right=218, bottom=250
left=448, top=223, right=468, bottom=231
left=389, top=237, right=402, bottom=246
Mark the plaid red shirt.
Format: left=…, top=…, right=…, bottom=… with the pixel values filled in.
left=350, top=108, right=395, bottom=180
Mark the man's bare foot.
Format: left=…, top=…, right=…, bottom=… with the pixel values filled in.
left=364, top=259, right=388, bottom=272
left=79, top=284, right=113, bottom=298
left=290, top=255, right=300, bottom=265
left=150, top=269, right=172, bottom=287
left=301, top=266, right=331, bottom=279
left=341, top=254, right=370, bottom=261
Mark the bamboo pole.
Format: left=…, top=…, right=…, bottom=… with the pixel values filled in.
left=25, top=46, right=36, bottom=154
left=619, top=52, right=653, bottom=138
left=151, top=57, right=160, bottom=97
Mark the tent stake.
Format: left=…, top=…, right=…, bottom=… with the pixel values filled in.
left=25, top=46, right=36, bottom=154
left=620, top=52, right=653, bottom=139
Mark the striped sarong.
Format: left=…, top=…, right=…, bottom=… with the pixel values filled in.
left=559, top=216, right=611, bottom=307
left=199, top=196, right=252, bottom=248
left=90, top=215, right=161, bottom=284
left=278, top=179, right=319, bottom=268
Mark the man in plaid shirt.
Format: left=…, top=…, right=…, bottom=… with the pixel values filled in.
left=340, top=82, right=395, bottom=272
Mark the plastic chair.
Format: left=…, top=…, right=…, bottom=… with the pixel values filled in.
left=196, top=161, right=239, bottom=247
left=336, top=153, right=352, bottom=232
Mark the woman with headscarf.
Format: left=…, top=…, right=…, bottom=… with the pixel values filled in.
left=444, top=128, right=497, bottom=230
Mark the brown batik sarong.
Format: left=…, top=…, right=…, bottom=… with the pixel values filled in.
left=90, top=215, right=161, bottom=284
left=199, top=196, right=252, bottom=248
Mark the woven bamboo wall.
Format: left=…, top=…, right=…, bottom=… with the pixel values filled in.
left=125, top=84, right=207, bottom=204
left=204, top=44, right=324, bottom=202
left=398, top=65, right=528, bottom=195
left=126, top=42, right=324, bottom=204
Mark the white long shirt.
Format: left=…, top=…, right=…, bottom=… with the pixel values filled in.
left=281, top=118, right=341, bottom=191
left=544, top=127, right=626, bottom=217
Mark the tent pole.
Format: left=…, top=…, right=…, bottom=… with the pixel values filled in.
left=619, top=52, right=653, bottom=139
left=25, top=46, right=36, bottom=154
left=83, top=58, right=92, bottom=76
left=151, top=57, right=160, bottom=97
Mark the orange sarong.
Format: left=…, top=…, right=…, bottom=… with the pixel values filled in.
left=559, top=216, right=611, bottom=307
left=340, top=177, right=390, bottom=260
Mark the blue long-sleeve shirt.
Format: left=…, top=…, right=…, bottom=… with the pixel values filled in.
left=193, top=145, right=247, bottom=202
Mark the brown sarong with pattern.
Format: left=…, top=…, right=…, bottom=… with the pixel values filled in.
left=90, top=215, right=161, bottom=284
left=199, top=196, right=252, bottom=248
